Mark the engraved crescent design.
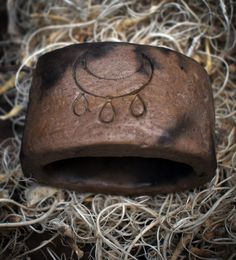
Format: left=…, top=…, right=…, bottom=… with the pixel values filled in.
left=72, top=50, right=153, bottom=99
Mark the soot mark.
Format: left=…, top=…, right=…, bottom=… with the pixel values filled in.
left=176, top=52, right=189, bottom=72
left=136, top=53, right=153, bottom=76
left=41, top=66, right=65, bottom=87
left=87, top=42, right=118, bottom=59
left=139, top=63, right=151, bottom=75
left=36, top=44, right=87, bottom=92
left=37, top=55, right=67, bottom=90
left=149, top=57, right=162, bottom=70
left=135, top=46, right=162, bottom=70
left=158, top=114, right=193, bottom=145
left=35, top=42, right=118, bottom=97
left=159, top=47, right=172, bottom=55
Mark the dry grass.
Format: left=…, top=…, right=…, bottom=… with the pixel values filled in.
left=0, top=0, right=235, bottom=259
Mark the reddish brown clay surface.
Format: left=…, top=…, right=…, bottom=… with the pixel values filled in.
left=20, top=42, right=217, bottom=195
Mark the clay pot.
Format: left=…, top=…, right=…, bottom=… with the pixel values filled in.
left=20, top=42, right=216, bottom=195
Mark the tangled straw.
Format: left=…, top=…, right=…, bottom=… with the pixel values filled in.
left=0, top=0, right=236, bottom=259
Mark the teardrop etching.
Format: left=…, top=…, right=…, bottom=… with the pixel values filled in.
left=99, top=100, right=115, bottom=123
left=72, top=45, right=154, bottom=123
left=130, top=94, right=146, bottom=117
left=72, top=93, right=90, bottom=116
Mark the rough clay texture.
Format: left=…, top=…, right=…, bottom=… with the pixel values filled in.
left=20, top=42, right=216, bottom=195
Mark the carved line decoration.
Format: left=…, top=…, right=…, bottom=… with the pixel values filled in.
left=72, top=50, right=153, bottom=123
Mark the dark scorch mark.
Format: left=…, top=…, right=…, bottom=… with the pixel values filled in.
left=158, top=114, right=193, bottom=145
left=36, top=44, right=88, bottom=91
left=86, top=42, right=118, bottom=60
left=135, top=45, right=162, bottom=70
left=176, top=52, right=189, bottom=72
left=159, top=47, right=172, bottom=55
